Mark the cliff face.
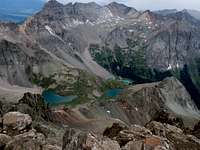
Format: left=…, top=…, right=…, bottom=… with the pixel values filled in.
left=16, top=1, right=200, bottom=78
left=0, top=39, right=51, bottom=87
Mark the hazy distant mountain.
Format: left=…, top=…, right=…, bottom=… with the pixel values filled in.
left=186, top=9, right=200, bottom=20
left=155, top=9, right=200, bottom=21
left=0, top=0, right=44, bottom=22
left=154, top=9, right=178, bottom=16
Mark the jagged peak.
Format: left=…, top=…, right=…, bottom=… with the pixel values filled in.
left=43, top=0, right=63, bottom=9
left=73, top=1, right=101, bottom=8
left=167, top=9, right=200, bottom=24
left=107, top=1, right=136, bottom=10
left=142, top=10, right=152, bottom=14
left=139, top=10, right=156, bottom=21
left=107, top=1, right=129, bottom=8
left=168, top=9, right=192, bottom=17
left=106, top=1, right=137, bottom=17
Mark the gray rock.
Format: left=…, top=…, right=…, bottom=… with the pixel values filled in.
left=3, top=112, right=32, bottom=131
left=62, top=127, right=121, bottom=150
left=0, top=134, right=11, bottom=148
left=5, top=130, right=46, bottom=150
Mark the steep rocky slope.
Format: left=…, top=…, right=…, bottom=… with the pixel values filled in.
left=1, top=0, right=200, bottom=86
left=22, top=1, right=200, bottom=102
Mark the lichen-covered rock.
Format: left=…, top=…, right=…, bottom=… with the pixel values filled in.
left=62, top=127, right=121, bottom=150
left=152, top=110, right=184, bottom=129
left=0, top=134, right=11, bottom=149
left=103, top=123, right=173, bottom=150
left=146, top=121, right=183, bottom=137
left=122, top=136, right=172, bottom=150
left=3, top=112, right=32, bottom=131
left=19, top=92, right=53, bottom=121
left=5, top=130, right=45, bottom=150
left=193, top=121, right=200, bottom=139
left=146, top=121, right=200, bottom=150
left=1, top=127, right=62, bottom=150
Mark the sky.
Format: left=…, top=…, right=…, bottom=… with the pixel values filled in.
left=45, top=0, right=200, bottom=11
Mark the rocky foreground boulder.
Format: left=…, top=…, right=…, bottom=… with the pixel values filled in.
left=4, top=129, right=60, bottom=150
left=62, top=127, right=121, bottom=150
left=0, top=102, right=199, bottom=149
left=3, top=112, right=32, bottom=132
left=0, top=111, right=61, bottom=150
left=1, top=118, right=200, bottom=150
left=62, top=121, right=200, bottom=150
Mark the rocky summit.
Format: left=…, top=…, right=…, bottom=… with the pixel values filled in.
left=0, top=0, right=200, bottom=150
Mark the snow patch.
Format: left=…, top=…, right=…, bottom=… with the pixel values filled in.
left=72, top=19, right=84, bottom=26
left=135, top=107, right=138, bottom=111
left=96, top=8, right=123, bottom=24
left=86, top=19, right=95, bottom=26
left=107, top=110, right=111, bottom=114
left=45, top=25, right=65, bottom=43
left=45, top=25, right=55, bottom=36
left=176, top=63, right=180, bottom=68
left=167, top=63, right=180, bottom=70
left=167, top=64, right=172, bottom=70
left=129, top=29, right=134, bottom=33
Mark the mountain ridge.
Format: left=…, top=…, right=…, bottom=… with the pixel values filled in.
left=1, top=0, right=200, bottom=83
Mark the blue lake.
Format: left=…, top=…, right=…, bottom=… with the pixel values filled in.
left=105, top=89, right=124, bottom=97
left=42, top=90, right=77, bottom=105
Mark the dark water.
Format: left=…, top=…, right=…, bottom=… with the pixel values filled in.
left=42, top=90, right=77, bottom=105
left=105, top=89, right=124, bottom=97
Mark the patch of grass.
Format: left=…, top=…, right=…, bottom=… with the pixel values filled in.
left=100, top=79, right=126, bottom=92
left=31, top=73, right=56, bottom=88
left=65, top=96, right=89, bottom=107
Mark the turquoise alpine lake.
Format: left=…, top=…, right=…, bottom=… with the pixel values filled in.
left=105, top=89, right=124, bottom=97
left=42, top=90, right=77, bottom=105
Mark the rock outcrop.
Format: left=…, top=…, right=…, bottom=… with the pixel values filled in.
left=62, top=127, right=121, bottom=150
left=4, top=129, right=61, bottom=150
left=193, top=121, right=200, bottom=139
left=62, top=121, right=200, bottom=150
left=0, top=134, right=11, bottom=149
left=146, top=121, right=200, bottom=150
left=0, top=92, right=53, bottom=122
left=3, top=112, right=32, bottom=133
left=0, top=111, right=62, bottom=150
left=18, top=92, right=53, bottom=121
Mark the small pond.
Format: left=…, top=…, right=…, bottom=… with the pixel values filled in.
left=42, top=90, right=77, bottom=105
left=105, top=89, right=124, bottom=97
